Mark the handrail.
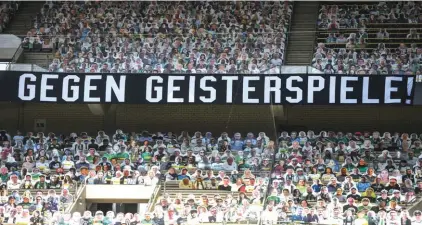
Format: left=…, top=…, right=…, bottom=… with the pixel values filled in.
left=14, top=30, right=290, bottom=39
left=7, top=42, right=23, bottom=71
left=46, top=54, right=50, bottom=70
left=161, top=182, right=261, bottom=195
left=319, top=26, right=422, bottom=31
left=282, top=1, right=293, bottom=68
left=320, top=47, right=412, bottom=50
left=323, top=42, right=422, bottom=45
left=407, top=196, right=422, bottom=214
left=322, top=3, right=381, bottom=6
left=65, top=181, right=84, bottom=213
left=310, top=27, right=422, bottom=34
left=11, top=43, right=22, bottom=62
left=308, top=2, right=320, bottom=71
left=146, top=184, right=161, bottom=212
left=317, top=37, right=421, bottom=40
left=58, top=181, right=78, bottom=213
left=160, top=165, right=271, bottom=177
left=261, top=159, right=276, bottom=224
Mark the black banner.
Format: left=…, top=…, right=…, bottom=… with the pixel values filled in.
left=413, top=82, right=422, bottom=105
left=0, top=71, right=415, bottom=105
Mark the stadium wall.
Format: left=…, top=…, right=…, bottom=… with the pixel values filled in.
left=0, top=103, right=421, bottom=134
left=283, top=106, right=422, bottom=132
left=0, top=103, right=275, bottom=135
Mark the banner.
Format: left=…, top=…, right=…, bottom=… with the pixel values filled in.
left=413, top=82, right=422, bottom=105
left=0, top=71, right=415, bottom=105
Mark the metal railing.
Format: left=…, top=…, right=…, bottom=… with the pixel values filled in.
left=176, top=221, right=342, bottom=225
left=146, top=183, right=161, bottom=212
left=282, top=2, right=293, bottom=67
left=7, top=43, right=23, bottom=71
left=64, top=181, right=83, bottom=213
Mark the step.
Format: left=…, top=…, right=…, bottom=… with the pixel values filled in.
left=286, top=43, right=314, bottom=48
left=284, top=62, right=312, bottom=66
left=293, top=9, right=318, bottom=13
left=287, top=41, right=314, bottom=45
left=285, top=61, right=312, bottom=65
left=286, top=54, right=312, bottom=58
left=286, top=56, right=312, bottom=61
left=24, top=54, right=52, bottom=60
left=23, top=52, right=52, bottom=56
left=285, top=54, right=312, bottom=59
left=23, top=57, right=52, bottom=62
left=285, top=48, right=313, bottom=53
left=290, top=23, right=316, bottom=26
left=285, top=62, right=311, bottom=66
left=289, top=33, right=315, bottom=37
left=286, top=46, right=313, bottom=50
left=5, top=26, right=29, bottom=30
left=292, top=11, right=317, bottom=15
left=25, top=52, right=51, bottom=56
left=6, top=29, right=29, bottom=33
left=290, top=24, right=316, bottom=27
left=294, top=5, right=319, bottom=9
left=285, top=62, right=312, bottom=65
left=288, top=40, right=314, bottom=43
left=290, top=29, right=316, bottom=32
left=286, top=48, right=314, bottom=52
left=288, top=39, right=314, bottom=43
left=286, top=53, right=312, bottom=58
left=286, top=49, right=313, bottom=53
left=25, top=57, right=53, bottom=63
left=286, top=45, right=313, bottom=49
left=21, top=62, right=49, bottom=69
left=290, top=26, right=317, bottom=30
left=292, top=19, right=319, bottom=23
left=285, top=59, right=312, bottom=63
left=290, top=29, right=316, bottom=33
left=291, top=23, right=317, bottom=26
left=6, top=32, right=29, bottom=36
left=292, top=17, right=317, bottom=21
left=289, top=28, right=315, bottom=31
left=285, top=55, right=312, bottom=60
left=286, top=46, right=314, bottom=51
left=286, top=46, right=314, bottom=50
left=287, top=44, right=314, bottom=48
left=289, top=34, right=315, bottom=39
left=294, top=10, right=318, bottom=13
left=22, top=59, right=50, bottom=65
left=287, top=39, right=314, bottom=43
left=285, top=55, right=312, bottom=59
left=286, top=49, right=312, bottom=54
left=285, top=57, right=312, bottom=61
left=295, top=3, right=319, bottom=7
left=291, top=23, right=317, bottom=27
left=289, top=32, right=315, bottom=36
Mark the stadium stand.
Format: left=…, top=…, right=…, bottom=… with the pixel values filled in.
left=1, top=128, right=422, bottom=224
left=21, top=1, right=292, bottom=74
left=1, top=0, right=422, bottom=225
left=312, top=1, right=422, bottom=80
left=0, top=1, right=19, bottom=33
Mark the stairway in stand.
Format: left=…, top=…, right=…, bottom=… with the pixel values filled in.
left=6, top=1, right=53, bottom=69
left=5, top=1, right=44, bottom=36
left=284, top=2, right=319, bottom=66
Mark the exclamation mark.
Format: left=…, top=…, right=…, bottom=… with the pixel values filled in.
left=406, top=77, right=414, bottom=105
